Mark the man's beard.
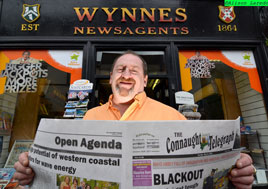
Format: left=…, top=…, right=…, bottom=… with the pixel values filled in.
left=115, top=78, right=135, bottom=96
left=113, top=78, right=136, bottom=103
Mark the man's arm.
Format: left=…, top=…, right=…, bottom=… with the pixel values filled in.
left=13, top=152, right=35, bottom=185
left=229, top=153, right=255, bottom=189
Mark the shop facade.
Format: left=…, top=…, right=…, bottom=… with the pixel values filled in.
left=0, top=0, right=268, bottom=171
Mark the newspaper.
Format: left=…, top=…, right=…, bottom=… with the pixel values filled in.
left=29, top=119, right=241, bottom=189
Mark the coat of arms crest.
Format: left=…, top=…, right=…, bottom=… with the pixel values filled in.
left=22, top=4, right=40, bottom=23
left=218, top=6, right=236, bottom=24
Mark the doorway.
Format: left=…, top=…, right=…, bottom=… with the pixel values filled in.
left=94, top=51, right=172, bottom=106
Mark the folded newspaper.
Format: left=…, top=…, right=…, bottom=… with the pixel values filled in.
left=29, top=119, right=241, bottom=189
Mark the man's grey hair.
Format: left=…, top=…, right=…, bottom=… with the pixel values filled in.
left=110, top=50, right=148, bottom=76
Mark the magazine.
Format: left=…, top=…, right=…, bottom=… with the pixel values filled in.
left=4, top=140, right=33, bottom=168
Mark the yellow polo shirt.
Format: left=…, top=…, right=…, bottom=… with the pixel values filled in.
left=83, top=92, right=186, bottom=121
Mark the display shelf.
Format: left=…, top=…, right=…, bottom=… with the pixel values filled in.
left=251, top=149, right=264, bottom=154
left=0, top=130, right=11, bottom=136
left=241, top=130, right=267, bottom=169
left=252, top=168, right=268, bottom=187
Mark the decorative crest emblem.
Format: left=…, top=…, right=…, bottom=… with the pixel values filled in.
left=22, top=4, right=40, bottom=23
left=218, top=6, right=236, bottom=24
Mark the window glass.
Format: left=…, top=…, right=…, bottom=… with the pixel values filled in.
left=178, top=50, right=266, bottom=121
left=0, top=50, right=82, bottom=156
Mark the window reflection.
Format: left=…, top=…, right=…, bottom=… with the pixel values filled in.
left=179, top=50, right=265, bottom=120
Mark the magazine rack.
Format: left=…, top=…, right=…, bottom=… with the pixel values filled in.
left=0, top=130, right=11, bottom=168
left=242, top=130, right=268, bottom=186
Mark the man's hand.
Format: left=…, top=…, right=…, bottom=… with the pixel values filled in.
left=229, top=153, right=255, bottom=189
left=13, top=152, right=35, bottom=185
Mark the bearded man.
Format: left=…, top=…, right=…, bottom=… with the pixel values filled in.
left=14, top=51, right=255, bottom=189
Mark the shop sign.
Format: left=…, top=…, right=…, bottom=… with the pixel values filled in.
left=0, top=50, right=49, bottom=94
left=0, top=1, right=259, bottom=37
left=48, top=50, right=83, bottom=69
left=179, top=50, right=262, bottom=93
left=175, top=91, right=194, bottom=105
left=0, top=62, right=48, bottom=93
left=73, top=7, right=189, bottom=36
left=221, top=51, right=256, bottom=68
left=70, top=79, right=93, bottom=92
left=0, top=50, right=83, bottom=92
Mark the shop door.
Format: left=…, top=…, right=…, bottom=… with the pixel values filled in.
left=94, top=51, right=172, bottom=107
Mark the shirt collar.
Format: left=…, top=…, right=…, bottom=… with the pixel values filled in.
left=107, top=91, right=147, bottom=110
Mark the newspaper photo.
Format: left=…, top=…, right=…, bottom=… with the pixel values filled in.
left=28, top=119, right=241, bottom=189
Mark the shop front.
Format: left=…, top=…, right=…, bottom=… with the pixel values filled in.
left=0, top=0, right=267, bottom=175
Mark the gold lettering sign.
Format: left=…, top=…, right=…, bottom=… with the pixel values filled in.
left=73, top=7, right=189, bottom=36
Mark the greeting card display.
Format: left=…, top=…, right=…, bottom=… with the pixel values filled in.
left=64, top=80, right=93, bottom=118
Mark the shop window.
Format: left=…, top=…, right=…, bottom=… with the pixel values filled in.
left=178, top=50, right=266, bottom=121
left=179, top=50, right=268, bottom=168
left=0, top=50, right=82, bottom=160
